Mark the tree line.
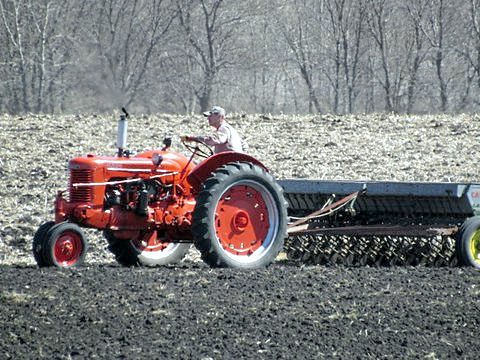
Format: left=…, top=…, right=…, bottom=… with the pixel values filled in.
left=1, top=0, right=480, bottom=115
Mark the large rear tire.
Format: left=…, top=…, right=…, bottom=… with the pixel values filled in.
left=192, top=162, right=288, bottom=268
left=42, top=222, right=88, bottom=268
left=456, top=216, right=480, bottom=269
left=105, top=230, right=191, bottom=266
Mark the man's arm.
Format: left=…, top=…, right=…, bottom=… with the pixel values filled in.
left=192, top=127, right=229, bottom=146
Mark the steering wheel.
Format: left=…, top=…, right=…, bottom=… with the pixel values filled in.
left=182, top=138, right=214, bottom=159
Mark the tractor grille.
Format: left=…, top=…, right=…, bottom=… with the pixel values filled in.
left=69, top=169, right=93, bottom=203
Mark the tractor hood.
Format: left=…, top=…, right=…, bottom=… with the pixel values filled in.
left=68, top=150, right=194, bottom=175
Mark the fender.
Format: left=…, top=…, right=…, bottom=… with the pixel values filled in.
left=187, top=151, right=268, bottom=193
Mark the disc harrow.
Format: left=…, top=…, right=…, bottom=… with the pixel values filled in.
left=284, top=234, right=457, bottom=267
left=278, top=179, right=480, bottom=268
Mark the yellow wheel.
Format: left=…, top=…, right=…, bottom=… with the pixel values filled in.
left=456, top=217, right=480, bottom=269
left=469, top=230, right=480, bottom=264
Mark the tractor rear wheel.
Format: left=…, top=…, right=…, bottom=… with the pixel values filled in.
left=42, top=222, right=88, bottom=268
left=456, top=216, right=480, bottom=269
left=105, top=230, right=191, bottom=266
left=32, top=221, right=55, bottom=267
left=192, top=162, right=288, bottom=268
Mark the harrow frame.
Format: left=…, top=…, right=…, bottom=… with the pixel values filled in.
left=279, top=179, right=480, bottom=267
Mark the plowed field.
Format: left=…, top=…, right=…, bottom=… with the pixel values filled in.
left=1, top=264, right=479, bottom=359
left=1, top=113, right=480, bottom=358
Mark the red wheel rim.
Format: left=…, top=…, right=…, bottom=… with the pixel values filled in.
left=215, top=184, right=270, bottom=256
left=53, top=231, right=84, bottom=266
left=131, top=231, right=169, bottom=252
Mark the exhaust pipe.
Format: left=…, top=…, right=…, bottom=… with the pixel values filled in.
left=117, top=108, right=129, bottom=157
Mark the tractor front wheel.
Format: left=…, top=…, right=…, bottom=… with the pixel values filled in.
left=456, top=216, right=480, bottom=269
left=42, top=222, right=88, bottom=268
left=192, top=162, right=288, bottom=268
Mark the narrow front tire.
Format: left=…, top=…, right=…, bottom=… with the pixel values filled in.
left=32, top=221, right=55, bottom=267
left=42, top=222, right=88, bottom=268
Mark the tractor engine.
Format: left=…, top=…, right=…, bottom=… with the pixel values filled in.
left=104, top=179, right=160, bottom=216
left=55, top=152, right=197, bottom=242
left=103, top=178, right=195, bottom=233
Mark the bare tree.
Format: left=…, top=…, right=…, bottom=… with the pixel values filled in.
left=29, top=0, right=82, bottom=113
left=364, top=0, right=397, bottom=112
left=83, top=0, right=175, bottom=110
left=325, top=0, right=343, bottom=113
left=403, top=0, right=429, bottom=114
left=277, top=0, right=323, bottom=113
left=47, top=2, right=90, bottom=113
left=325, top=0, right=366, bottom=113
left=471, top=0, right=480, bottom=90
left=0, top=0, right=30, bottom=112
left=0, top=0, right=479, bottom=114
left=0, top=0, right=91, bottom=113
left=420, top=0, right=458, bottom=112
left=458, top=0, right=480, bottom=108
left=245, top=12, right=280, bottom=113
left=175, top=0, right=250, bottom=112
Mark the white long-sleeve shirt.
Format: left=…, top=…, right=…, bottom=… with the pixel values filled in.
left=193, top=122, right=248, bottom=154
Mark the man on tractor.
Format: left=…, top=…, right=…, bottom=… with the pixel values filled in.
left=181, top=106, right=248, bottom=154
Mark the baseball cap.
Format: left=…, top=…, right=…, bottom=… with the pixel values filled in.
left=203, top=106, right=225, bottom=117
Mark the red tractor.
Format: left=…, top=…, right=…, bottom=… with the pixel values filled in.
left=33, top=110, right=288, bottom=268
